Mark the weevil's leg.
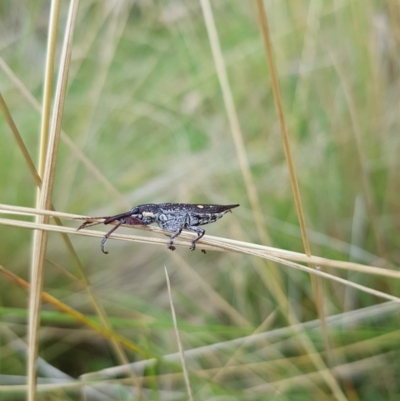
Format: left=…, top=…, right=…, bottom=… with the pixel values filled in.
left=167, top=228, right=183, bottom=251
left=186, top=226, right=205, bottom=251
left=101, top=221, right=124, bottom=254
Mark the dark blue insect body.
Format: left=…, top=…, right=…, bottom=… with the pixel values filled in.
left=78, top=203, right=239, bottom=254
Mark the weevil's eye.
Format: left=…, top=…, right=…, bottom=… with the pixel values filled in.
left=130, top=207, right=139, bottom=215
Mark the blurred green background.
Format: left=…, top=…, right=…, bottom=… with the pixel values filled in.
left=1, top=1, right=400, bottom=400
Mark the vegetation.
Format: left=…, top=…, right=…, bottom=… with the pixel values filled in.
left=0, top=1, right=399, bottom=400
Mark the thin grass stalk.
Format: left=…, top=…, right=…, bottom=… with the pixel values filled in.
left=28, top=1, right=80, bottom=400
left=253, top=0, right=312, bottom=256
left=0, top=204, right=398, bottom=278
left=253, top=0, right=323, bottom=306
left=254, top=1, right=344, bottom=397
left=254, top=0, right=326, bottom=298
left=0, top=93, right=42, bottom=185
left=1, top=215, right=398, bottom=306
left=27, top=0, right=61, bottom=395
left=36, top=0, right=60, bottom=201
left=164, top=266, right=194, bottom=401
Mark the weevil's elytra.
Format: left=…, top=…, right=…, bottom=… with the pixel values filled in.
left=77, top=203, right=239, bottom=254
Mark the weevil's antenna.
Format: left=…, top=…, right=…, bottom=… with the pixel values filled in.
left=77, top=210, right=132, bottom=231
left=77, top=220, right=104, bottom=230
left=100, top=220, right=124, bottom=254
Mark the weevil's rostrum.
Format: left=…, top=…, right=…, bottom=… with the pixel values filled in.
left=78, top=203, right=240, bottom=254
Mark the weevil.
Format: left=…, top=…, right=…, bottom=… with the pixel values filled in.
left=78, top=203, right=240, bottom=254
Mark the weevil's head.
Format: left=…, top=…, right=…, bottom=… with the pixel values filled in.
left=130, top=204, right=159, bottom=224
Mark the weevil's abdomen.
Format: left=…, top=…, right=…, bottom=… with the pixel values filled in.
left=157, top=203, right=239, bottom=214
left=157, top=203, right=239, bottom=227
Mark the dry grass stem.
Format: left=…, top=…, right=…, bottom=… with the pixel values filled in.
left=1, top=214, right=398, bottom=305
left=27, top=2, right=80, bottom=399
left=0, top=204, right=398, bottom=279
left=254, top=0, right=336, bottom=388
left=164, top=266, right=194, bottom=401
